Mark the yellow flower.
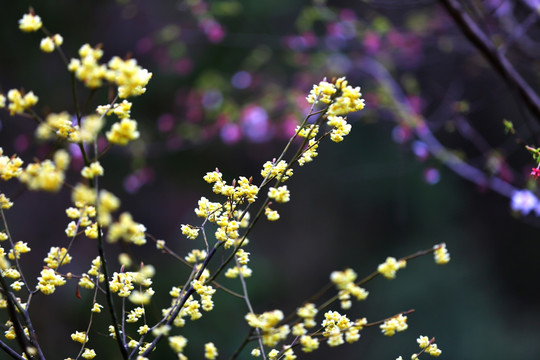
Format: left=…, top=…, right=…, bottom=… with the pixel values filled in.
left=19, top=12, right=42, bottom=32
left=106, top=118, right=140, bottom=145
left=268, top=185, right=290, bottom=203
left=71, top=331, right=88, bottom=344
left=434, top=243, right=450, bottom=264
left=40, top=37, right=55, bottom=53
left=7, top=89, right=38, bottom=115
left=106, top=57, right=152, bottom=98
left=81, top=348, right=96, bottom=359
left=204, top=342, right=218, bottom=359
left=377, top=256, right=406, bottom=279
left=380, top=314, right=408, bottom=336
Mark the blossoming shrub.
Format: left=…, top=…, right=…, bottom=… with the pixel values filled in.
left=0, top=9, right=450, bottom=360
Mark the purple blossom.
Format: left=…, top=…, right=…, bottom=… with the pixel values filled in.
left=510, top=190, right=538, bottom=215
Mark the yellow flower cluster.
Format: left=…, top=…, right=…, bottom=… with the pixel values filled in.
left=204, top=170, right=259, bottom=204
left=126, top=307, right=145, bottom=323
left=168, top=335, right=188, bottom=355
left=19, top=150, right=69, bottom=192
left=328, top=77, right=365, bottom=116
left=268, top=185, right=290, bottom=203
left=185, top=249, right=207, bottom=263
left=377, top=256, right=407, bottom=279
left=36, top=113, right=105, bottom=143
left=65, top=202, right=96, bottom=238
left=40, top=34, right=63, bottom=53
left=43, top=247, right=71, bottom=269
left=192, top=278, right=216, bottom=312
left=0, top=194, right=13, bottom=209
left=97, top=100, right=132, bottom=119
left=245, top=310, right=290, bottom=347
left=181, top=224, right=200, bottom=240
left=71, top=331, right=88, bottom=344
left=108, top=212, right=147, bottom=245
left=298, top=139, right=319, bottom=166
left=296, top=124, right=319, bottom=139
left=8, top=241, right=31, bottom=260
left=192, top=171, right=257, bottom=248
left=261, top=160, right=293, bottom=182
left=330, top=268, right=369, bottom=309
left=327, top=115, right=352, bottom=143
left=97, top=190, right=121, bottom=225
left=380, top=313, right=408, bottom=336
left=0, top=149, right=23, bottom=181
left=68, top=44, right=107, bottom=88
left=297, top=303, right=318, bottom=329
left=109, top=271, right=135, bottom=297
left=128, top=265, right=155, bottom=305
left=79, top=257, right=104, bottom=290
left=81, top=161, right=104, bottom=179
left=106, top=57, right=153, bottom=98
left=204, top=342, right=218, bottom=360
left=36, top=268, right=66, bottom=295
left=106, top=118, right=140, bottom=145
left=264, top=206, right=280, bottom=221
left=321, top=310, right=366, bottom=346
left=19, top=12, right=42, bottom=32
left=224, top=248, right=252, bottom=278
left=5, top=89, right=38, bottom=115
left=415, top=335, right=442, bottom=357
left=306, top=79, right=337, bottom=104
left=81, top=348, right=96, bottom=359
left=434, top=243, right=450, bottom=265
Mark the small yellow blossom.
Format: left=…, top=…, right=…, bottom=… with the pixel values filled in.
left=377, top=257, right=406, bottom=279
left=306, top=79, right=337, bottom=104
left=106, top=57, right=152, bottom=98
left=36, top=268, right=66, bottom=295
left=168, top=335, right=187, bottom=354
left=268, top=185, right=290, bottom=203
left=300, top=335, right=320, bottom=352
left=204, top=342, right=218, bottom=359
left=19, top=157, right=65, bottom=192
left=68, top=44, right=107, bottom=88
left=108, top=212, right=146, bottom=245
left=251, top=348, right=261, bottom=357
left=109, top=271, right=135, bottom=297
left=81, top=348, right=96, bottom=359
left=181, top=224, right=199, bottom=240
left=8, top=241, right=31, bottom=260
left=10, top=281, right=24, bottom=291
left=298, top=139, right=319, bottom=166
left=0, top=149, right=24, bottom=180
left=0, top=194, right=13, bottom=209
left=106, top=118, right=140, bottom=145
left=81, top=161, right=104, bottom=179
left=52, top=34, right=63, bottom=46
left=434, top=243, right=450, bottom=264
left=19, top=12, right=42, bottom=32
left=380, top=314, right=408, bottom=336
left=7, top=89, right=38, bottom=115
left=44, top=247, right=71, bottom=269
left=261, top=160, right=293, bottom=182
left=91, top=303, right=103, bottom=313
left=265, top=207, right=280, bottom=221
left=138, top=325, right=150, bottom=335
left=71, top=331, right=88, bottom=344
left=40, top=37, right=55, bottom=53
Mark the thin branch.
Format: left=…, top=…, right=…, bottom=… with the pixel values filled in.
left=439, top=0, right=540, bottom=122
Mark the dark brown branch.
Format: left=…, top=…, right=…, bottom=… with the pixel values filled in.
left=439, top=0, right=540, bottom=121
